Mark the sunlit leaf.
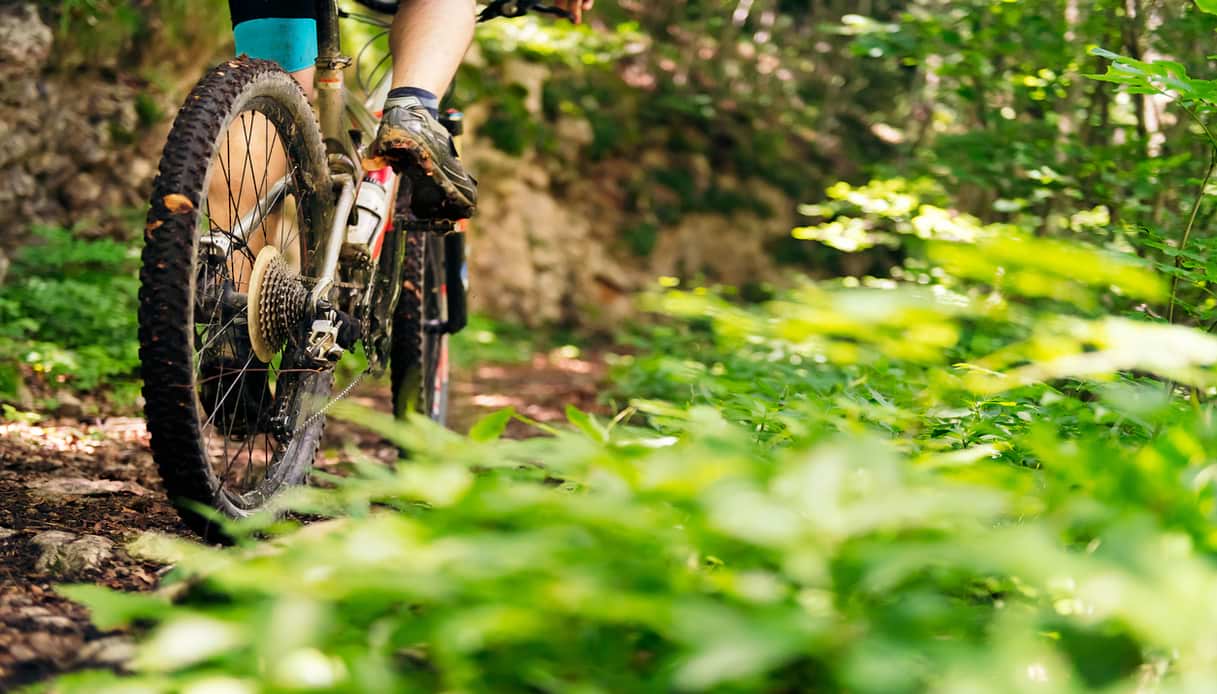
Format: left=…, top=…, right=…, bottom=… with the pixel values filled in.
left=469, top=407, right=516, bottom=442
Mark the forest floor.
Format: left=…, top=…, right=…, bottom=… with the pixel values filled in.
left=0, top=351, right=608, bottom=690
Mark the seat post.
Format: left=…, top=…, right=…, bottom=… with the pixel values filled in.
left=313, top=0, right=351, bottom=145
left=316, top=0, right=339, bottom=55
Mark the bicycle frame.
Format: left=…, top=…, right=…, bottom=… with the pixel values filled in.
left=215, top=1, right=372, bottom=307
left=307, top=0, right=360, bottom=306
left=311, top=0, right=470, bottom=366
left=221, top=0, right=464, bottom=343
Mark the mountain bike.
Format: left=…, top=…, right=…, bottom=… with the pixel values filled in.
left=139, top=0, right=571, bottom=537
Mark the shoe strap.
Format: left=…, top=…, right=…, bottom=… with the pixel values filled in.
left=383, top=95, right=428, bottom=111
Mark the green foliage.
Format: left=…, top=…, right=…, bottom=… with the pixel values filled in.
left=53, top=0, right=229, bottom=69
left=621, top=221, right=660, bottom=257
left=0, top=226, right=141, bottom=399
left=838, top=0, right=1217, bottom=272
left=449, top=314, right=542, bottom=369
left=442, top=2, right=1217, bottom=275
left=478, top=84, right=548, bottom=156
left=46, top=213, right=1217, bottom=693
left=794, top=178, right=982, bottom=252
left=1080, top=46, right=1217, bottom=330
left=447, top=2, right=882, bottom=237
left=56, top=0, right=142, bottom=57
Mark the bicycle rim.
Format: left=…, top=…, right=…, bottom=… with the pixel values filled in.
left=140, top=59, right=333, bottom=534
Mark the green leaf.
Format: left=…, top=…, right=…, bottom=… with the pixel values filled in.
left=566, top=404, right=608, bottom=443
left=1197, top=0, right=1217, bottom=14
left=56, top=584, right=171, bottom=630
left=469, top=406, right=516, bottom=442
left=1089, top=47, right=1124, bottom=61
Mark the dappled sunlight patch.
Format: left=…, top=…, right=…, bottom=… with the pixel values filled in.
left=0, top=416, right=148, bottom=455
left=550, top=355, right=597, bottom=375
left=792, top=176, right=1165, bottom=311
left=794, top=178, right=995, bottom=251
left=658, top=285, right=968, bottom=366
left=471, top=392, right=520, bottom=409
left=656, top=212, right=1185, bottom=398
left=180, top=677, right=256, bottom=694
left=272, top=648, right=347, bottom=689
left=964, top=318, right=1217, bottom=393
left=132, top=616, right=244, bottom=672
left=929, top=235, right=1165, bottom=306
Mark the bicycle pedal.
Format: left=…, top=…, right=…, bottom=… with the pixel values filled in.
left=400, top=219, right=456, bottom=234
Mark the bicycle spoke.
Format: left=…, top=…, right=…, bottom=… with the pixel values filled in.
left=139, top=59, right=339, bottom=538
left=192, top=104, right=317, bottom=503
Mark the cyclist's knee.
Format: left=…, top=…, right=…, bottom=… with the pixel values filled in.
left=289, top=67, right=316, bottom=101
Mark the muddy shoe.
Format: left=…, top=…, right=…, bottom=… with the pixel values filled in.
left=366, top=96, right=477, bottom=220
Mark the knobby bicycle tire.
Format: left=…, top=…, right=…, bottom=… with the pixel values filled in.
left=139, top=57, right=332, bottom=538
left=389, top=196, right=451, bottom=423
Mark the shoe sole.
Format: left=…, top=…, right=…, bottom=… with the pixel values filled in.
left=364, top=128, right=476, bottom=220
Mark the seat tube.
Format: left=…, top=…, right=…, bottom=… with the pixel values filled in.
left=314, top=0, right=348, bottom=144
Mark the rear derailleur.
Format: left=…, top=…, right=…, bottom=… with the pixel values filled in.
left=302, top=302, right=361, bottom=366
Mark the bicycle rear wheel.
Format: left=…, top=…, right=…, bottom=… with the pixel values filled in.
left=139, top=58, right=332, bottom=537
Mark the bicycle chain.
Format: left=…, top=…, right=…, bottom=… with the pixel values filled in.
left=287, top=266, right=381, bottom=436
left=292, top=366, right=372, bottom=436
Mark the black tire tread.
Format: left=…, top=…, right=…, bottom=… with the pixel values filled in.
left=389, top=220, right=428, bottom=419
left=139, top=57, right=329, bottom=537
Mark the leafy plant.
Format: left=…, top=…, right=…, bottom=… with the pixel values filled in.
left=47, top=216, right=1217, bottom=693
left=0, top=226, right=141, bottom=401
left=53, top=0, right=230, bottom=70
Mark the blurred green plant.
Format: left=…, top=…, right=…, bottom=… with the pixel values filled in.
left=0, top=226, right=141, bottom=403
left=54, top=0, right=229, bottom=69
left=450, top=314, right=543, bottom=368
left=47, top=212, right=1217, bottom=693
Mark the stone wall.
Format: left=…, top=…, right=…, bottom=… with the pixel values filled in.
left=0, top=3, right=162, bottom=265
left=467, top=147, right=796, bottom=330
left=461, top=58, right=799, bottom=330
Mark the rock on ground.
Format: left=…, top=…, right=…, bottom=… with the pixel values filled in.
left=31, top=531, right=114, bottom=578
left=27, top=477, right=153, bottom=500
left=0, top=4, right=52, bottom=77
left=75, top=635, right=136, bottom=669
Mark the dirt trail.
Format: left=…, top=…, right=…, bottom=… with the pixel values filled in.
left=0, top=353, right=608, bottom=690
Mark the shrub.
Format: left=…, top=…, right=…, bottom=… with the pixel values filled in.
left=50, top=223, right=1217, bottom=692
left=0, top=226, right=141, bottom=403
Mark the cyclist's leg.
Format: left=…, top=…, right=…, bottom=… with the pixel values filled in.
left=371, top=0, right=478, bottom=219
left=213, top=1, right=319, bottom=286
left=389, top=0, right=476, bottom=98
left=230, top=0, right=318, bottom=98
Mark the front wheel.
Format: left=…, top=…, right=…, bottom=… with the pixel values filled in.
left=139, top=58, right=333, bottom=537
left=389, top=220, right=452, bottom=424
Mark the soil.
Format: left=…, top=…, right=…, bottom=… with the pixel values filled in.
left=0, top=351, right=609, bottom=690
